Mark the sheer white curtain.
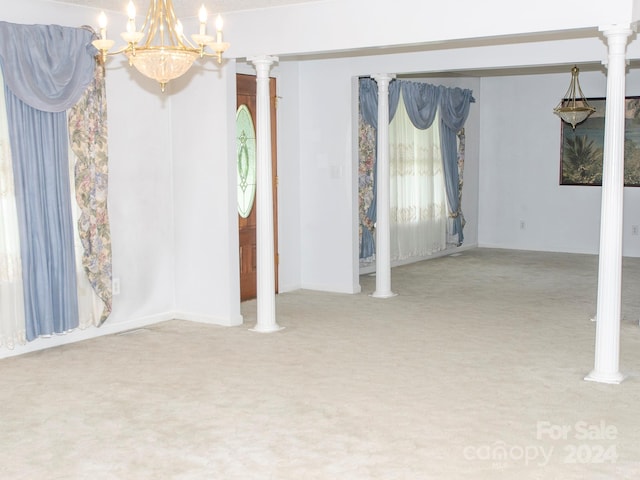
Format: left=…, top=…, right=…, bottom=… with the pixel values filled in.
left=0, top=69, right=26, bottom=348
left=389, top=92, right=447, bottom=261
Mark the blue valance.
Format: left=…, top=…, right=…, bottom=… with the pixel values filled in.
left=401, top=81, right=440, bottom=129
left=359, top=77, right=475, bottom=130
left=0, top=22, right=96, bottom=112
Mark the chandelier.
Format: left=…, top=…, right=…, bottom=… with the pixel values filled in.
left=553, top=65, right=596, bottom=129
left=92, top=1, right=230, bottom=92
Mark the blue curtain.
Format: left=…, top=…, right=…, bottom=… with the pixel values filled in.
left=439, top=86, right=474, bottom=246
left=0, top=22, right=96, bottom=340
left=5, top=90, right=79, bottom=340
left=358, top=77, right=401, bottom=259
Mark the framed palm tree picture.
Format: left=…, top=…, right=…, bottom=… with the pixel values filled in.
left=560, top=96, right=640, bottom=186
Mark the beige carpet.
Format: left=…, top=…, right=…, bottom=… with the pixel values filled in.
left=1, top=248, right=640, bottom=479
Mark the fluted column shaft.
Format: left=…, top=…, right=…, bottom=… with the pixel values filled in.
left=248, top=55, right=282, bottom=333
left=586, top=25, right=634, bottom=384
left=371, top=74, right=397, bottom=299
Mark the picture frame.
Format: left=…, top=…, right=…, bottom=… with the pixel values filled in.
left=559, top=96, right=640, bottom=186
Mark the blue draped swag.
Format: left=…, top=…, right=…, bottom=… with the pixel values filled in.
left=0, top=22, right=96, bottom=340
left=358, top=77, right=474, bottom=258
left=439, top=87, right=474, bottom=245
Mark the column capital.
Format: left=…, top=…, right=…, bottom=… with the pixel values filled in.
left=598, top=23, right=635, bottom=37
left=599, top=24, right=635, bottom=68
left=371, top=73, right=396, bottom=86
left=247, top=55, right=279, bottom=69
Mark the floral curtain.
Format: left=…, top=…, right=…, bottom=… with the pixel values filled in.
left=68, top=62, right=112, bottom=326
left=451, top=128, right=467, bottom=244
left=358, top=113, right=377, bottom=262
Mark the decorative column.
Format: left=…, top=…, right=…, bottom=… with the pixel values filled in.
left=585, top=25, right=634, bottom=384
left=248, top=55, right=282, bottom=333
left=371, top=73, right=397, bottom=299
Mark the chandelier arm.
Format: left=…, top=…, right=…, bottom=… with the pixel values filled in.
left=180, top=34, right=198, bottom=50
left=164, top=0, right=182, bottom=47
left=107, top=44, right=135, bottom=56
left=565, top=84, right=577, bottom=108
left=199, top=47, right=230, bottom=63
left=140, top=0, right=160, bottom=48
left=575, top=82, right=592, bottom=109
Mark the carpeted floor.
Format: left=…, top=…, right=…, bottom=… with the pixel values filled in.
left=1, top=248, right=639, bottom=479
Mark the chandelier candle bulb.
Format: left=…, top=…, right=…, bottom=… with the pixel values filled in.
left=216, top=14, right=223, bottom=43
left=126, top=1, right=136, bottom=33
left=98, top=11, right=107, bottom=39
left=199, top=5, right=207, bottom=36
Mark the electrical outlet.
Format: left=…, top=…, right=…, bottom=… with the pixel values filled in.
left=633, top=225, right=639, bottom=236
left=519, top=220, right=526, bottom=230
left=112, top=278, right=121, bottom=295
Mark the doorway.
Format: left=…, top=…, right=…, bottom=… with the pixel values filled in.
left=236, top=73, right=279, bottom=301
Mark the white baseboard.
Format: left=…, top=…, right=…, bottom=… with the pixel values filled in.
left=0, top=309, right=248, bottom=359
left=299, top=283, right=362, bottom=294
left=359, top=243, right=479, bottom=275
left=172, top=310, right=243, bottom=327
left=0, top=312, right=174, bottom=360
left=278, top=282, right=302, bottom=293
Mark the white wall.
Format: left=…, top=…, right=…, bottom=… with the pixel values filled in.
left=478, top=68, right=640, bottom=257
left=295, top=58, right=361, bottom=293
left=169, top=58, right=242, bottom=326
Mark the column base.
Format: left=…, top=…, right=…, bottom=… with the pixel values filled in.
left=250, top=324, right=284, bottom=333
left=584, top=370, right=626, bottom=384
left=370, top=291, right=398, bottom=299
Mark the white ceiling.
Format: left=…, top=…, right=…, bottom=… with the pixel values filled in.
left=53, top=0, right=324, bottom=15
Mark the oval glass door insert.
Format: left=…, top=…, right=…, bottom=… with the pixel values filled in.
left=236, top=104, right=257, bottom=218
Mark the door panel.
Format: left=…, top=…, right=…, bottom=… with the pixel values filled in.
left=237, top=73, right=278, bottom=301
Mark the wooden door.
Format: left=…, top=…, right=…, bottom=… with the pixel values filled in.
left=236, top=73, right=278, bottom=301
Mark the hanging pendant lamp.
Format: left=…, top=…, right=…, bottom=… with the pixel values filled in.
left=553, top=65, right=596, bottom=129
